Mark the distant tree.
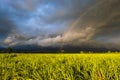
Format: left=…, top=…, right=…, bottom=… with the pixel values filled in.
left=80, top=51, right=84, bottom=53
left=108, top=51, right=111, bottom=53
left=89, top=51, right=93, bottom=53
left=61, top=50, right=65, bottom=53
left=7, top=47, right=12, bottom=53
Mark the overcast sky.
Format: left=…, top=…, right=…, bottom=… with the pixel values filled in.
left=0, top=0, right=120, bottom=49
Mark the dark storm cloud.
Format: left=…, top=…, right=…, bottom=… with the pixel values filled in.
left=0, top=0, right=120, bottom=49
left=36, top=0, right=120, bottom=48
left=61, top=0, right=120, bottom=48
left=88, top=0, right=120, bottom=45
left=0, top=0, right=97, bottom=46
left=0, top=7, right=16, bottom=40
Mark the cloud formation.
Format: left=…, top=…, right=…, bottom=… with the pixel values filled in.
left=0, top=0, right=120, bottom=49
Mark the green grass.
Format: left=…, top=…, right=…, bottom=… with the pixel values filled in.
left=0, top=53, right=120, bottom=80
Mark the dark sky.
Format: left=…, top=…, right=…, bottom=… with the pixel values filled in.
left=0, top=0, right=120, bottom=49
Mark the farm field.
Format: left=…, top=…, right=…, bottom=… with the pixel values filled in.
left=0, top=53, right=120, bottom=80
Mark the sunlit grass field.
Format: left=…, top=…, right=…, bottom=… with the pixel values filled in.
left=0, top=53, right=120, bottom=80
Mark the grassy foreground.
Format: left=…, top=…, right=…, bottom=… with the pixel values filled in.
left=0, top=53, right=120, bottom=80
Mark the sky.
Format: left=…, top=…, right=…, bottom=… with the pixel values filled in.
left=0, top=0, right=120, bottom=50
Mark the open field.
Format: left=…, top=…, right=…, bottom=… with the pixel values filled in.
left=0, top=53, right=120, bottom=80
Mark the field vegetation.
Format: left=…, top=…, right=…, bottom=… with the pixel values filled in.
left=0, top=53, right=120, bottom=80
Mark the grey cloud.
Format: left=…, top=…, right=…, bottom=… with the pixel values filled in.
left=0, top=12, right=16, bottom=40
left=35, top=0, right=120, bottom=47
left=9, top=0, right=41, bottom=11
left=63, top=0, right=120, bottom=46
left=1, top=0, right=120, bottom=49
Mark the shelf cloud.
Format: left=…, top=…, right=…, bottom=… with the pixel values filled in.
left=0, top=0, right=120, bottom=49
